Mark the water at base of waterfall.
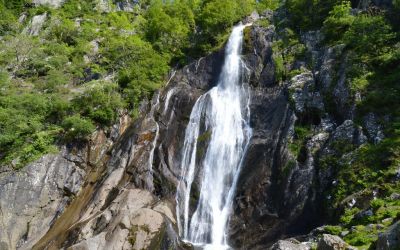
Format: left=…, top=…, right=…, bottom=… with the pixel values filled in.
left=175, top=23, right=252, bottom=250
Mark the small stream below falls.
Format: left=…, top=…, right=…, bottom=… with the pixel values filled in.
left=176, top=24, right=253, bottom=250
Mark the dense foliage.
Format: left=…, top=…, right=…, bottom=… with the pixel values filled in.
left=279, top=0, right=400, bottom=248
left=0, top=0, right=272, bottom=168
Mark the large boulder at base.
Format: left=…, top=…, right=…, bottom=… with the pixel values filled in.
left=269, top=239, right=311, bottom=250
left=66, top=189, right=178, bottom=250
left=317, top=234, right=355, bottom=250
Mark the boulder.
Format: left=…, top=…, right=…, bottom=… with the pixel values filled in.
left=66, top=189, right=178, bottom=250
left=115, top=0, right=137, bottom=12
left=317, top=234, right=354, bottom=250
left=376, top=221, right=400, bottom=250
left=32, top=0, right=64, bottom=8
left=23, top=13, right=47, bottom=36
left=288, top=71, right=324, bottom=114
left=269, top=240, right=311, bottom=250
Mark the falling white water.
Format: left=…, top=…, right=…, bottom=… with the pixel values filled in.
left=163, top=88, right=175, bottom=115
left=176, top=23, right=252, bottom=249
left=146, top=92, right=160, bottom=191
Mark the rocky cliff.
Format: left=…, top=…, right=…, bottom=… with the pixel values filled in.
left=0, top=7, right=399, bottom=250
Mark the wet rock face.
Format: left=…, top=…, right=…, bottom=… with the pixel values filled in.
left=0, top=152, right=85, bottom=250
left=227, top=22, right=378, bottom=249
left=0, top=116, right=130, bottom=250
left=153, top=49, right=226, bottom=197
left=228, top=24, right=311, bottom=249
left=66, top=189, right=176, bottom=250
left=44, top=51, right=225, bottom=249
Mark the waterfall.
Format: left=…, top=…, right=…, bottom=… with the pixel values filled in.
left=175, top=24, right=252, bottom=249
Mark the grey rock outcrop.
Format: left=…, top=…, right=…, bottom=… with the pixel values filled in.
left=115, top=0, right=138, bottom=12
left=0, top=153, right=85, bottom=250
left=363, top=113, right=385, bottom=144
left=376, top=221, right=400, bottom=250
left=288, top=71, right=324, bottom=114
left=270, top=239, right=311, bottom=250
left=32, top=0, right=64, bottom=8
left=317, top=234, right=355, bottom=250
left=67, top=189, right=176, bottom=250
left=96, top=0, right=113, bottom=12
left=0, top=115, right=131, bottom=250
left=23, top=13, right=47, bottom=36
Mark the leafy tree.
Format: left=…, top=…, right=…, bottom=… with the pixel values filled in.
left=106, top=12, right=135, bottom=31
left=394, top=0, right=400, bottom=9
left=0, top=34, right=39, bottom=74
left=0, top=87, right=55, bottom=166
left=343, top=14, right=395, bottom=58
left=0, top=3, right=17, bottom=35
left=199, top=0, right=238, bottom=34
left=60, top=0, right=97, bottom=18
left=101, top=35, right=169, bottom=107
left=256, top=0, right=280, bottom=11
left=1, top=0, right=26, bottom=14
left=72, top=82, right=125, bottom=126
left=195, top=0, right=255, bottom=52
left=47, top=16, right=79, bottom=45
left=286, top=0, right=341, bottom=31
left=145, top=0, right=194, bottom=61
left=43, top=69, right=69, bottom=92
left=62, top=115, right=95, bottom=141
left=323, top=1, right=354, bottom=43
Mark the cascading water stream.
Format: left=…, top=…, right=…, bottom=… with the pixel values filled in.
left=176, top=24, right=252, bottom=250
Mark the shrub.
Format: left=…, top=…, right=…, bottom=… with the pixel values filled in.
left=62, top=115, right=95, bottom=141
left=273, top=53, right=285, bottom=83
left=285, top=0, right=342, bottom=31
left=322, top=1, right=354, bottom=43
left=325, top=225, right=342, bottom=235
left=343, top=14, right=395, bottom=58
left=394, top=0, right=400, bottom=9
left=72, top=82, right=125, bottom=126
left=257, top=0, right=279, bottom=11
left=16, top=131, right=58, bottom=169
left=145, top=0, right=194, bottom=61
left=0, top=3, right=17, bottom=35
left=370, top=199, right=385, bottom=211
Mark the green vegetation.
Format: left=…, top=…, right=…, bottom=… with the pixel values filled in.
left=285, top=0, right=342, bottom=31
left=322, top=1, right=355, bottom=43
left=61, top=115, right=95, bottom=141
left=0, top=0, right=278, bottom=168
left=288, top=125, right=312, bottom=158
left=279, top=0, right=400, bottom=247
left=320, top=124, right=399, bottom=248
left=319, top=2, right=400, bottom=230
left=323, top=195, right=400, bottom=248
left=271, top=28, right=306, bottom=83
